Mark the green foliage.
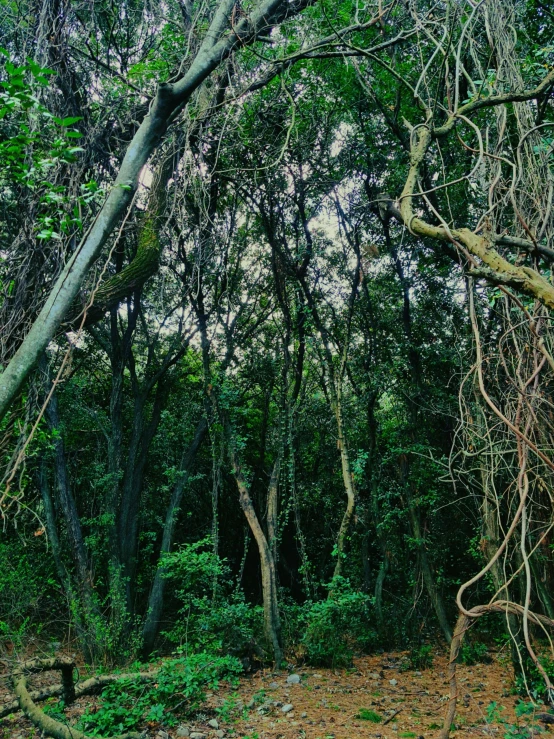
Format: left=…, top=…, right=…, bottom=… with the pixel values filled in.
left=405, top=644, right=434, bottom=671
left=78, top=652, right=242, bottom=735
left=459, top=641, right=491, bottom=666
left=300, top=578, right=377, bottom=667
left=513, top=654, right=554, bottom=701
left=485, top=700, right=542, bottom=739
left=357, top=708, right=382, bottom=722
left=0, top=541, right=56, bottom=649
left=162, top=538, right=265, bottom=658
left=0, top=53, right=99, bottom=243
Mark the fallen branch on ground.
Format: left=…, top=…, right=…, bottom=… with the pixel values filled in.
left=3, top=657, right=156, bottom=739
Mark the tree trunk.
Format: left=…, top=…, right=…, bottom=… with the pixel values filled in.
left=117, top=381, right=168, bottom=614
left=267, top=454, right=281, bottom=565
left=141, top=416, right=208, bottom=656
left=228, top=430, right=283, bottom=666
left=375, top=555, right=389, bottom=630
left=0, top=0, right=311, bottom=422
left=38, top=460, right=69, bottom=591
left=405, top=488, right=452, bottom=643
left=332, top=390, right=356, bottom=580
left=44, top=390, right=93, bottom=603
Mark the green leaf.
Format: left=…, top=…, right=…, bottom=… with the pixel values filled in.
left=60, top=116, right=83, bottom=127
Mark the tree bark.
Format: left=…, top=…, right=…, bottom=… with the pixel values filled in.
left=332, top=390, right=357, bottom=580
left=0, top=0, right=313, bottom=422
left=267, top=454, right=281, bottom=565
left=141, top=416, right=208, bottom=656
left=227, top=424, right=283, bottom=666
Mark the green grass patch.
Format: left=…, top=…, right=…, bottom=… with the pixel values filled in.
left=357, top=708, right=382, bottom=722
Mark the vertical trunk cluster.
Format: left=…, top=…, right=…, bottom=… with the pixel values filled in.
left=227, top=429, right=284, bottom=666
left=388, top=221, right=452, bottom=643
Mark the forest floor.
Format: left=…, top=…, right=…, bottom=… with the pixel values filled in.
left=1, top=650, right=550, bottom=739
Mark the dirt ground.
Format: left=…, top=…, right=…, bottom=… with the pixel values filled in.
left=1, top=650, right=551, bottom=739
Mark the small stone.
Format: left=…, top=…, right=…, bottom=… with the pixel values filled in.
left=190, top=733, right=205, bottom=739
left=414, top=671, right=422, bottom=676
left=177, top=728, right=190, bottom=738
left=287, top=674, right=301, bottom=684
left=313, top=673, right=322, bottom=678
left=301, top=712, right=307, bottom=718
left=207, top=720, right=219, bottom=729
left=157, top=732, right=169, bottom=739
left=269, top=681, right=279, bottom=689
left=389, top=679, right=398, bottom=686
left=369, top=672, right=381, bottom=680
left=282, top=703, right=294, bottom=713
left=215, top=732, right=225, bottom=739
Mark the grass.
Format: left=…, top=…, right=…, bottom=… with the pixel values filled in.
left=356, top=708, right=382, bottom=722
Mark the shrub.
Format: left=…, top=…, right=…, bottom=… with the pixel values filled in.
left=78, top=652, right=243, bottom=735
left=459, top=640, right=491, bottom=666
left=301, top=578, right=376, bottom=667
left=162, top=538, right=266, bottom=658
left=357, top=708, right=382, bottom=722
left=0, top=541, right=57, bottom=650
left=406, top=644, right=434, bottom=670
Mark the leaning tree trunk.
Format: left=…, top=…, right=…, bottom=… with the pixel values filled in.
left=0, top=0, right=311, bottom=423
left=267, top=452, right=282, bottom=565
left=141, top=416, right=208, bottom=656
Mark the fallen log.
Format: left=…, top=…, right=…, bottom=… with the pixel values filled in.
left=3, top=657, right=156, bottom=739
left=1, top=668, right=157, bottom=718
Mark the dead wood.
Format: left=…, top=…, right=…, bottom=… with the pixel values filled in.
left=3, top=657, right=156, bottom=739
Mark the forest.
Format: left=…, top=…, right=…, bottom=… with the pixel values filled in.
left=1, top=1, right=554, bottom=738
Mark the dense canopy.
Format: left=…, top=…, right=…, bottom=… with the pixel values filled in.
left=1, top=1, right=554, bottom=737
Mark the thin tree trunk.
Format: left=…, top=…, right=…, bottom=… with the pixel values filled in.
left=40, top=359, right=102, bottom=656
left=405, top=487, right=452, bottom=643
left=332, top=389, right=356, bottom=580
left=267, top=454, right=281, bottom=565
left=390, top=224, right=451, bottom=642
left=38, top=461, right=71, bottom=593
left=141, top=416, right=208, bottom=656
left=375, top=555, right=389, bottom=629
left=227, top=427, right=283, bottom=666
left=37, top=459, right=95, bottom=661
left=117, top=381, right=168, bottom=613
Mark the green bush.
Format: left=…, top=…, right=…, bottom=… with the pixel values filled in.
left=78, top=652, right=243, bottom=735
left=406, top=644, right=434, bottom=670
left=301, top=578, right=376, bottom=667
left=162, top=538, right=266, bottom=658
left=459, top=640, right=491, bottom=666
left=0, top=541, right=57, bottom=650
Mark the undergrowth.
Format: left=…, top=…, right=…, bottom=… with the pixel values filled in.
left=76, top=652, right=242, bottom=736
